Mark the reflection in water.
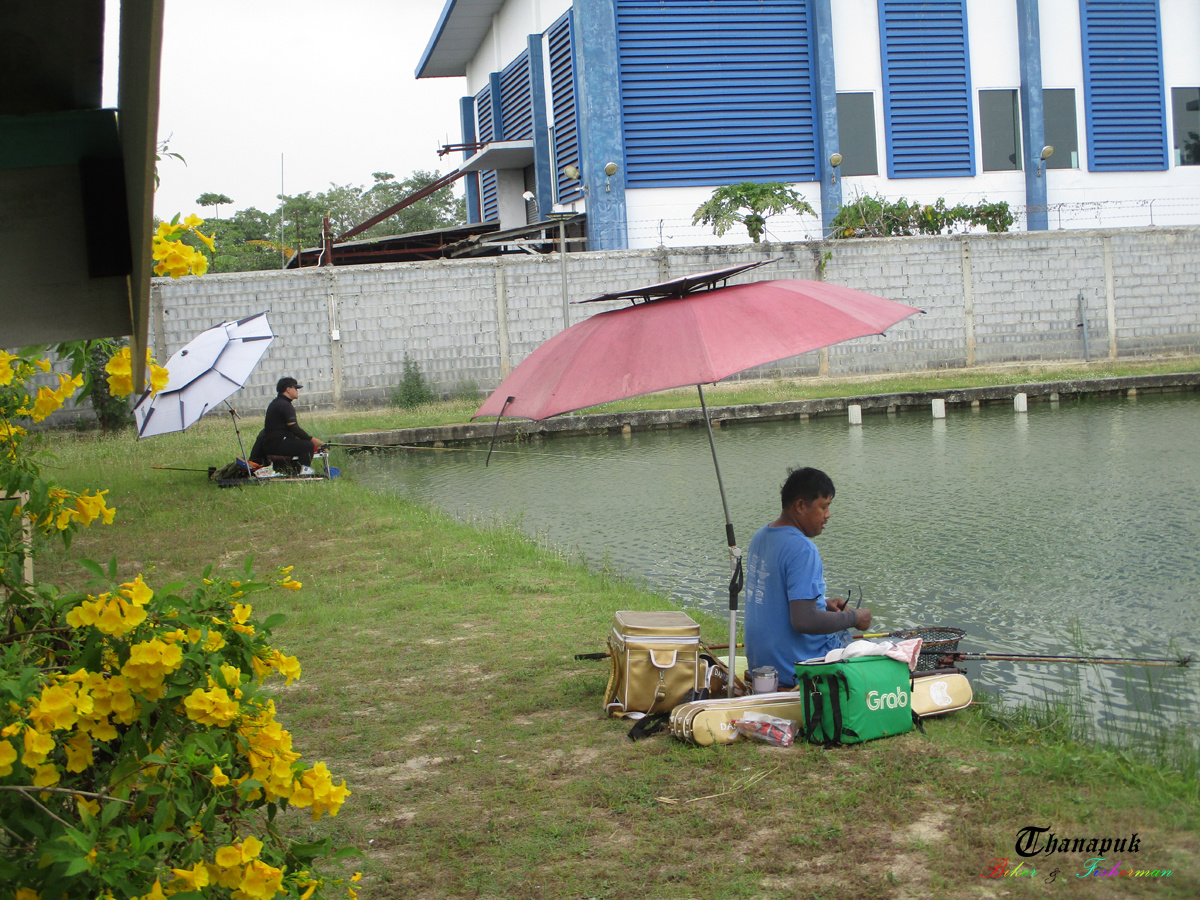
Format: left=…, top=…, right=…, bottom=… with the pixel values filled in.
left=357, top=394, right=1200, bottom=740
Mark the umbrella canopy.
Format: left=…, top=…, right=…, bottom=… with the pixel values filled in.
left=475, top=279, right=921, bottom=420
left=133, top=312, right=275, bottom=438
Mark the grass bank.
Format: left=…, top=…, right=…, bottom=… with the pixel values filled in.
left=32, top=359, right=1200, bottom=899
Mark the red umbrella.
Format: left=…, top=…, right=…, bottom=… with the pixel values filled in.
left=474, top=275, right=921, bottom=694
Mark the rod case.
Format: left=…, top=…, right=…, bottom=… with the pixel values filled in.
left=669, top=692, right=806, bottom=746
left=797, top=655, right=915, bottom=745
left=604, top=610, right=703, bottom=718
left=910, top=667, right=972, bottom=717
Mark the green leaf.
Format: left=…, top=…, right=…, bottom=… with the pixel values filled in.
left=101, top=798, right=125, bottom=827
left=77, top=558, right=106, bottom=579
left=289, top=838, right=332, bottom=864
left=261, top=613, right=288, bottom=631
left=331, top=846, right=365, bottom=860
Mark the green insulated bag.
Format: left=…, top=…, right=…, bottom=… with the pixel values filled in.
left=797, top=655, right=914, bottom=745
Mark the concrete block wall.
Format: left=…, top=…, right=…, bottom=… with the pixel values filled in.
left=147, top=226, right=1200, bottom=414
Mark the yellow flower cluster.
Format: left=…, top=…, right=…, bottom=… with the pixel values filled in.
left=205, top=837, right=285, bottom=900
left=105, top=346, right=170, bottom=399
left=27, top=372, right=84, bottom=422
left=185, top=685, right=240, bottom=727
left=45, top=488, right=116, bottom=532
left=65, top=574, right=153, bottom=637
left=289, top=761, right=351, bottom=822
left=122, top=638, right=185, bottom=698
left=153, top=215, right=213, bottom=278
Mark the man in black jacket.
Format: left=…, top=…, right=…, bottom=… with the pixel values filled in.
left=249, top=377, right=324, bottom=470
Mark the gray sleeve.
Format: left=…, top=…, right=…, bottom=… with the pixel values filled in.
left=789, top=598, right=858, bottom=634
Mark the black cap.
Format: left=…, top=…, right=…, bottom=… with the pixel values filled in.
left=276, top=377, right=302, bottom=393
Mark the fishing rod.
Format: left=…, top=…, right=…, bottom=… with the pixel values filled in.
left=939, top=651, right=1191, bottom=668
left=575, top=642, right=744, bottom=662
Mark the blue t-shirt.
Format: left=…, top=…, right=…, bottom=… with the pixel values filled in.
left=743, top=524, right=841, bottom=685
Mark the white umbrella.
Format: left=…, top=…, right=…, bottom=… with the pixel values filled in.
left=133, top=312, right=274, bottom=448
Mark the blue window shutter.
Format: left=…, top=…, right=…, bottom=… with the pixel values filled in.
left=548, top=11, right=582, bottom=203
left=878, top=0, right=975, bottom=178
left=615, top=0, right=817, bottom=187
left=499, top=51, right=533, bottom=141
left=1079, top=0, right=1168, bottom=171
left=476, top=84, right=499, bottom=221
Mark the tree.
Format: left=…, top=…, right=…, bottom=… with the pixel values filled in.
left=196, top=192, right=234, bottom=220
left=175, top=169, right=468, bottom=273
left=692, top=181, right=816, bottom=243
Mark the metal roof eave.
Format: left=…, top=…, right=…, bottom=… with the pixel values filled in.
left=457, top=140, right=535, bottom=173
left=416, top=0, right=507, bottom=79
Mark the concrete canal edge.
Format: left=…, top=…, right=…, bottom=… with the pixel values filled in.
left=330, top=372, right=1200, bottom=450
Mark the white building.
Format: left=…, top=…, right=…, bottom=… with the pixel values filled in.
left=417, top=0, right=1200, bottom=250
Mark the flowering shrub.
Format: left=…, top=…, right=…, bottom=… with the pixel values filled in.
left=2, top=353, right=357, bottom=898
left=2, top=562, right=355, bottom=900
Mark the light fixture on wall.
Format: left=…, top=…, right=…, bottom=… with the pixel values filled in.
left=1037, top=145, right=1054, bottom=178
left=563, top=164, right=581, bottom=181
left=522, top=190, right=536, bottom=202
left=604, top=161, right=618, bottom=192
left=829, top=152, right=843, bottom=185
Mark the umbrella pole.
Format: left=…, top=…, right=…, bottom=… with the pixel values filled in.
left=226, top=402, right=249, bottom=464
left=698, top=384, right=744, bottom=697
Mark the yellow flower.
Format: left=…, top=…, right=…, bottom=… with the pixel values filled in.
left=33, top=761, right=61, bottom=787
left=280, top=579, right=302, bottom=591
left=270, top=650, right=302, bottom=686
left=75, top=794, right=101, bottom=818
left=64, top=732, right=94, bottom=772
left=138, top=878, right=168, bottom=900
left=236, top=858, right=283, bottom=900
left=210, top=764, right=231, bottom=787
left=149, top=361, right=170, bottom=393
left=15, top=889, right=42, bottom=900
left=238, top=835, right=264, bottom=862
left=169, top=863, right=211, bottom=892
left=183, top=213, right=205, bottom=229
left=22, top=727, right=55, bottom=766
left=195, top=229, right=216, bottom=252
left=0, top=739, right=17, bottom=777
left=204, top=630, right=227, bottom=652
left=0, top=350, right=17, bottom=385
left=215, top=846, right=243, bottom=868
left=119, top=573, right=153, bottom=606
left=73, top=490, right=116, bottom=526
left=35, top=357, right=52, bottom=373
left=30, top=386, right=63, bottom=422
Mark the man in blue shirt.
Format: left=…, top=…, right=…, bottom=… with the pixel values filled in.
left=744, top=467, right=873, bottom=687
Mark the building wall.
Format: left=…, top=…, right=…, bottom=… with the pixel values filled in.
left=441, top=0, right=1200, bottom=249
left=147, top=227, right=1200, bottom=415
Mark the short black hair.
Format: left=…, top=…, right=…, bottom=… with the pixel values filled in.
left=780, top=467, right=835, bottom=509
left=276, top=377, right=302, bottom=393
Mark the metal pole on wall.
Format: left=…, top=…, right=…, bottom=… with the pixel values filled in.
left=559, top=219, right=569, bottom=329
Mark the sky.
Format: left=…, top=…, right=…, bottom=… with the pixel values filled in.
left=105, top=0, right=466, bottom=219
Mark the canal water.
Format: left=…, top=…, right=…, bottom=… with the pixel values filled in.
left=357, top=392, right=1200, bottom=742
